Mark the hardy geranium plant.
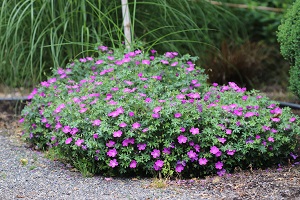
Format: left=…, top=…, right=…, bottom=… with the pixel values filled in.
left=20, top=46, right=300, bottom=177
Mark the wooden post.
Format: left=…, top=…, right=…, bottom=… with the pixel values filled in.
left=121, top=0, right=132, bottom=50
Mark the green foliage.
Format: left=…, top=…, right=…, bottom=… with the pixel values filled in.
left=277, top=0, right=300, bottom=98
left=0, top=0, right=242, bottom=88
left=20, top=46, right=300, bottom=178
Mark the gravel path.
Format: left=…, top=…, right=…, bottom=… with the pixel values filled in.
left=1, top=117, right=300, bottom=199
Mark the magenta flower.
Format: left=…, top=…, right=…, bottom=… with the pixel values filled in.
left=271, top=118, right=280, bottom=122
left=176, top=94, right=185, bottom=100
left=190, top=127, right=199, bottom=135
left=129, top=111, right=135, bottom=117
left=162, top=147, right=171, bottom=155
left=194, top=144, right=200, bottom=152
left=142, top=128, right=149, bottom=132
left=268, top=137, right=275, bottom=142
left=19, top=118, right=24, bottom=123
left=145, top=98, right=152, bottom=103
left=177, top=135, right=188, bottom=144
left=137, top=143, right=147, bottom=151
left=226, top=129, right=232, bottom=135
left=109, top=159, right=118, bottom=168
left=119, top=122, right=127, bottom=127
left=215, top=161, right=223, bottom=169
left=93, top=133, right=99, bottom=139
left=210, top=146, right=220, bottom=155
left=174, top=113, right=182, bottom=118
left=218, top=137, right=226, bottom=144
left=113, top=130, right=123, bottom=138
left=130, top=160, right=137, bottom=168
left=62, top=126, right=71, bottom=133
left=106, top=140, right=115, bottom=147
left=187, top=150, right=197, bottom=159
left=132, top=122, right=141, bottom=129
left=65, top=137, right=72, bottom=144
left=244, top=112, right=255, bottom=118
left=154, top=160, right=164, bottom=171
left=290, top=117, right=296, bottom=122
left=107, top=148, right=118, bottom=157
left=175, top=164, right=184, bottom=173
left=142, top=60, right=150, bottom=65
left=69, top=128, right=78, bottom=135
left=256, top=135, right=261, bottom=139
left=95, top=59, right=104, bottom=65
left=122, top=138, right=135, bottom=147
left=151, top=149, right=161, bottom=158
left=227, top=149, right=236, bottom=156
left=55, top=122, right=62, bottom=130
left=153, top=106, right=162, bottom=113
left=75, top=139, right=84, bottom=147
left=79, top=108, right=88, bottom=113
left=180, top=127, right=185, bottom=132
left=199, top=158, right=208, bottom=165
left=242, top=95, right=248, bottom=101
left=152, top=113, right=160, bottom=118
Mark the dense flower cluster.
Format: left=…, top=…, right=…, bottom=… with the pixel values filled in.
left=20, top=46, right=300, bottom=177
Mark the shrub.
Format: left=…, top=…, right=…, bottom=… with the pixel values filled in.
left=277, top=0, right=300, bottom=99
left=20, top=46, right=300, bottom=178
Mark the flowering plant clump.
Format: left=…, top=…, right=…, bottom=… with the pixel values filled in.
left=20, top=46, right=300, bottom=177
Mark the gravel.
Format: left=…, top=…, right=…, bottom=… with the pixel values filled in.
left=1, top=115, right=300, bottom=200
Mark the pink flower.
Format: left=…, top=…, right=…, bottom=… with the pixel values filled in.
left=62, top=126, right=71, bottom=133
left=107, top=148, right=118, bottom=157
left=215, top=161, right=223, bottom=169
left=290, top=117, right=296, bottom=122
left=174, top=113, right=182, bottom=118
left=70, top=128, right=79, bottom=135
left=151, top=149, right=160, bottom=158
left=177, top=135, right=188, bottom=144
left=190, top=127, right=199, bottom=135
left=79, top=108, right=88, bottom=113
left=130, top=160, right=137, bottom=168
left=226, top=129, right=232, bottom=135
left=152, top=113, right=160, bottom=118
left=199, top=158, right=208, bottom=165
left=271, top=118, right=280, bottom=122
left=227, top=149, right=236, bottom=156
left=175, top=164, right=184, bottom=172
left=109, top=159, right=118, bottom=168
left=92, top=119, right=101, bottom=126
left=113, top=130, right=122, bottom=137
left=176, top=94, right=185, bottom=100
left=119, top=122, right=127, bottom=127
left=129, top=112, right=135, bottom=117
left=153, top=106, right=162, bottom=113
left=132, top=122, right=141, bottom=129
left=142, top=128, right=149, bottom=132
left=106, top=140, right=115, bottom=147
left=187, top=150, right=197, bottom=159
left=210, top=146, right=220, bottom=155
left=137, top=143, right=147, bottom=151
left=268, top=137, right=275, bottom=142
left=93, top=133, right=99, bottom=139
left=180, top=127, right=185, bottom=132
left=154, top=160, right=164, bottom=171
left=218, top=137, right=226, bottom=144
left=75, top=139, right=84, bottom=147
left=65, top=137, right=72, bottom=144
left=142, top=60, right=150, bottom=65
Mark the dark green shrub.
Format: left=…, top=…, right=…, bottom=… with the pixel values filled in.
left=20, top=46, right=300, bottom=178
left=277, top=0, right=300, bottom=98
